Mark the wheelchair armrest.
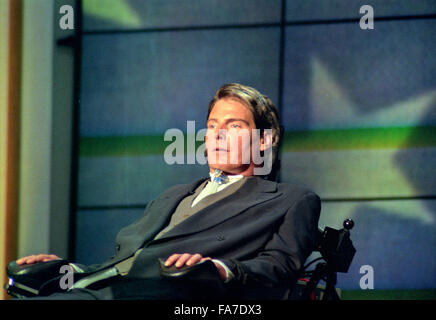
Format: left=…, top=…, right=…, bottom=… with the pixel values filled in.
left=5, top=259, right=69, bottom=298
left=158, top=258, right=222, bottom=284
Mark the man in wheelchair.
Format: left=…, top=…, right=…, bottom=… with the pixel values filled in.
left=5, top=84, right=353, bottom=300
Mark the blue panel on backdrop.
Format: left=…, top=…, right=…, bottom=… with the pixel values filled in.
left=80, top=28, right=280, bottom=136
left=75, top=209, right=145, bottom=265
left=286, top=0, right=436, bottom=22
left=78, top=156, right=208, bottom=207
left=282, top=19, right=436, bottom=130
left=83, top=0, right=281, bottom=31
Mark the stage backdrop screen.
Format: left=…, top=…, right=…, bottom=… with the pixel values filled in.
left=74, top=0, right=436, bottom=292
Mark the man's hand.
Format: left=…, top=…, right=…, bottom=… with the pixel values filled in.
left=165, top=253, right=226, bottom=281
left=16, top=254, right=61, bottom=265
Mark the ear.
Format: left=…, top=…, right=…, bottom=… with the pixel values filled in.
left=260, top=129, right=273, bottom=152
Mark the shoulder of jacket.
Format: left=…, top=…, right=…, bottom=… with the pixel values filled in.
left=277, top=182, right=319, bottom=198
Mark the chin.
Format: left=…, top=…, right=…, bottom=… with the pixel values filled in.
left=208, top=163, right=250, bottom=175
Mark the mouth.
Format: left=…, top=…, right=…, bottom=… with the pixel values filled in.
left=215, top=148, right=228, bottom=152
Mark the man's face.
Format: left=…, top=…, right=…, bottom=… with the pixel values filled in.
left=206, top=97, right=262, bottom=175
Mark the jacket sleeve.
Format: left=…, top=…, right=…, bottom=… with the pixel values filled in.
left=220, top=192, right=321, bottom=299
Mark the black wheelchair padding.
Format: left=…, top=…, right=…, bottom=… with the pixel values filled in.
left=158, top=258, right=220, bottom=280
left=5, top=259, right=69, bottom=298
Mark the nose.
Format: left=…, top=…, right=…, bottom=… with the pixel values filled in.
left=217, top=128, right=226, bottom=140
left=209, top=126, right=226, bottom=140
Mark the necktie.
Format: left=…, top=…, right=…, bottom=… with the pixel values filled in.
left=208, top=169, right=229, bottom=193
left=191, top=169, right=229, bottom=207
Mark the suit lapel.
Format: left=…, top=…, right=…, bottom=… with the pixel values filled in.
left=137, top=178, right=206, bottom=246
left=151, top=177, right=281, bottom=242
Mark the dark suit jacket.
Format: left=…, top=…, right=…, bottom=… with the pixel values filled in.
left=86, top=176, right=321, bottom=299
